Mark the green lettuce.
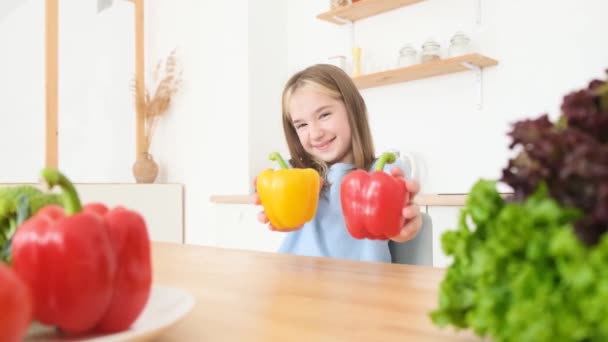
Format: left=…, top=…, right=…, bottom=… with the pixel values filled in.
left=430, top=180, right=608, bottom=341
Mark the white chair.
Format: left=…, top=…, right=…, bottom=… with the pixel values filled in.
left=385, top=149, right=434, bottom=266
left=389, top=213, right=433, bottom=266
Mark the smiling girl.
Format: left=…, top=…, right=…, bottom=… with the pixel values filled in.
left=256, top=64, right=422, bottom=263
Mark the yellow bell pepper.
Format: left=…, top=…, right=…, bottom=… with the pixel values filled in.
left=256, top=152, right=320, bottom=231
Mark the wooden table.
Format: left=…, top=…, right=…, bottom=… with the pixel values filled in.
left=152, top=242, right=480, bottom=341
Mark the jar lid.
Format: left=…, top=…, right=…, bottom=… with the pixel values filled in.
left=422, top=39, right=440, bottom=49
left=399, top=44, right=416, bottom=55
left=450, top=31, right=470, bottom=44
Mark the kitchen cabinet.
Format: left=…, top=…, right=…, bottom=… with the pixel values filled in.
left=0, top=183, right=185, bottom=244
left=426, top=205, right=462, bottom=268
left=209, top=195, right=470, bottom=267
left=208, top=201, right=461, bottom=267
left=75, top=183, right=185, bottom=244
left=210, top=203, right=284, bottom=253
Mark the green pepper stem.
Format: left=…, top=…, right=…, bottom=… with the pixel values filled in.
left=269, top=152, right=289, bottom=169
left=41, top=168, right=81, bottom=215
left=374, top=152, right=397, bottom=171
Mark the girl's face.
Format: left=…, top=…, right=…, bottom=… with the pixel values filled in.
left=288, top=86, right=353, bottom=165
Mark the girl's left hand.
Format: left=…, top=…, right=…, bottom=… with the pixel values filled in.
left=389, top=166, right=422, bottom=243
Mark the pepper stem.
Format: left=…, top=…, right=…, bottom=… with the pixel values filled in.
left=269, top=152, right=289, bottom=169
left=41, top=168, right=81, bottom=215
left=374, top=152, right=397, bottom=171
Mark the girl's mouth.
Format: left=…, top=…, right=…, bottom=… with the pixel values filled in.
left=314, top=137, right=335, bottom=151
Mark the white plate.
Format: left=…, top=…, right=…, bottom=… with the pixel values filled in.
left=25, top=286, right=195, bottom=341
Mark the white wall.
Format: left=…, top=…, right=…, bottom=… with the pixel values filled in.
left=58, top=0, right=135, bottom=182
left=248, top=0, right=289, bottom=193
left=146, top=0, right=250, bottom=246
left=146, top=0, right=288, bottom=246
left=0, top=0, right=26, bottom=21
left=0, top=0, right=45, bottom=182
left=286, top=0, right=608, bottom=194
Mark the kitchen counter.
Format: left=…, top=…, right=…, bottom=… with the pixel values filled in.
left=211, top=193, right=476, bottom=206
left=152, top=242, right=480, bottom=341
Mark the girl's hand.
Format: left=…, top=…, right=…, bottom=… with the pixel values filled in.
left=254, top=191, right=281, bottom=232
left=253, top=177, right=323, bottom=232
left=389, top=166, right=423, bottom=243
left=253, top=177, right=280, bottom=231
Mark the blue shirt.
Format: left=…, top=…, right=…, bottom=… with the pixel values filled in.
left=278, top=158, right=410, bottom=263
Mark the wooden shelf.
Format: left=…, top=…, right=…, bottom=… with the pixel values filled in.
left=352, top=53, right=498, bottom=89
left=317, top=0, right=425, bottom=25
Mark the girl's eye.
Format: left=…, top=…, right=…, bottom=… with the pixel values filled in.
left=295, top=123, right=307, bottom=130
left=320, top=112, right=331, bottom=119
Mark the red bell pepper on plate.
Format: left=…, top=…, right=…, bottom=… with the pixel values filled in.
left=11, top=169, right=116, bottom=334
left=340, top=152, right=409, bottom=240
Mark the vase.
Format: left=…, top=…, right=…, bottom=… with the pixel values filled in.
left=132, top=152, right=159, bottom=183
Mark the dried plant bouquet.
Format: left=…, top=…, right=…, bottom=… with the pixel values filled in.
left=132, top=49, right=183, bottom=153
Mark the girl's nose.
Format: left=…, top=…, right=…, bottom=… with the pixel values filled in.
left=309, top=124, right=325, bottom=141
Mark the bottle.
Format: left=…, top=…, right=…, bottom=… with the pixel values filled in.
left=421, top=39, right=441, bottom=63
left=448, top=31, right=472, bottom=57
left=397, top=44, right=418, bottom=67
left=352, top=47, right=362, bottom=77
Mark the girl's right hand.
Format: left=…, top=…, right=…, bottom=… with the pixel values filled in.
left=253, top=177, right=282, bottom=231
left=253, top=177, right=323, bottom=232
left=254, top=193, right=282, bottom=231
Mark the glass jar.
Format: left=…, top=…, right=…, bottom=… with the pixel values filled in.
left=397, top=44, right=417, bottom=67
left=448, top=31, right=471, bottom=57
left=421, top=39, right=441, bottom=63
left=328, top=55, right=347, bottom=71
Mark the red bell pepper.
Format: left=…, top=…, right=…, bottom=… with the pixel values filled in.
left=85, top=203, right=152, bottom=333
left=340, top=152, right=409, bottom=240
left=0, top=262, right=32, bottom=342
left=11, top=169, right=116, bottom=334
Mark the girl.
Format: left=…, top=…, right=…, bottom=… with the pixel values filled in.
left=256, top=64, right=422, bottom=263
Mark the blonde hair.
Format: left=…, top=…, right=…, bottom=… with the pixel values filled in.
left=281, top=64, right=375, bottom=185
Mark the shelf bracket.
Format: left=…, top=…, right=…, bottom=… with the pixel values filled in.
left=461, top=62, right=483, bottom=110
left=332, top=15, right=351, bottom=25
